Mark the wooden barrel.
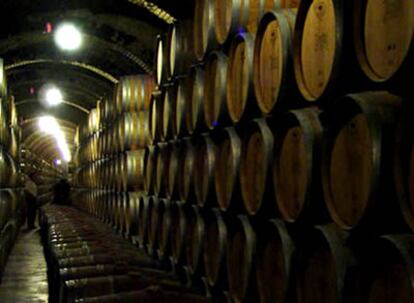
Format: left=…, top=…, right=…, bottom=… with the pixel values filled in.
left=0, top=150, right=18, bottom=188
left=147, top=196, right=159, bottom=253
left=166, top=141, right=180, bottom=199
left=322, top=91, right=402, bottom=230
left=0, top=103, right=8, bottom=147
left=172, top=76, right=189, bottom=139
left=137, top=196, right=150, bottom=248
left=394, top=105, right=414, bottom=231
left=0, top=189, right=15, bottom=231
left=253, top=9, right=297, bottom=115
left=185, top=205, right=205, bottom=275
left=194, top=134, right=216, bottom=207
left=226, top=215, right=256, bottom=302
left=117, top=111, right=150, bottom=151
left=226, top=32, right=258, bottom=123
left=353, top=0, right=413, bottom=83
left=365, top=234, right=414, bottom=303
left=295, top=224, right=357, bottom=303
left=293, top=0, right=343, bottom=101
left=114, top=75, right=155, bottom=113
left=177, top=138, right=196, bottom=202
left=154, top=34, right=167, bottom=86
left=159, top=83, right=176, bottom=142
left=154, top=143, right=169, bottom=197
left=203, top=208, right=228, bottom=287
left=143, top=146, right=155, bottom=195
left=8, top=128, right=19, bottom=160
left=240, top=119, right=274, bottom=216
left=119, top=150, right=145, bottom=192
left=157, top=199, right=172, bottom=259
left=273, top=107, right=325, bottom=223
left=213, top=0, right=265, bottom=44
left=215, top=127, right=242, bottom=212
left=193, top=0, right=216, bottom=61
left=149, top=92, right=161, bottom=144
left=124, top=192, right=140, bottom=237
left=256, top=219, right=294, bottom=303
left=59, top=264, right=126, bottom=282
left=170, top=202, right=186, bottom=264
left=204, top=51, right=229, bottom=129
left=185, top=66, right=205, bottom=135
left=166, top=20, right=194, bottom=78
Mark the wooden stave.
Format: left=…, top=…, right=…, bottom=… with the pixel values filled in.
left=177, top=138, right=196, bottom=203
left=143, top=146, right=156, bottom=195
left=173, top=76, right=189, bottom=139
left=193, top=0, right=217, bottom=61
left=154, top=143, right=169, bottom=198
left=117, top=111, right=150, bottom=152
left=165, top=141, right=180, bottom=200
left=160, top=83, right=176, bottom=142
left=186, top=66, right=206, bottom=136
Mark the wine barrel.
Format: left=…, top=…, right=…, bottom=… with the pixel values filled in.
left=149, top=92, right=161, bottom=144
left=365, top=234, right=414, bottom=303
left=118, top=150, right=145, bottom=192
left=146, top=196, right=160, bottom=253
left=203, top=208, right=228, bottom=287
left=256, top=219, right=294, bottom=303
left=59, top=264, right=126, bottom=282
left=8, top=128, right=19, bottom=159
left=165, top=141, right=179, bottom=199
left=154, top=34, right=167, bottom=86
left=73, top=288, right=209, bottom=303
left=394, top=105, right=414, bottom=231
left=159, top=83, right=176, bottom=142
left=143, top=146, right=155, bottom=195
left=172, top=76, right=189, bottom=139
left=170, top=202, right=186, bottom=264
left=293, top=0, right=343, bottom=101
left=353, top=0, right=413, bottom=83
left=157, top=199, right=172, bottom=259
left=185, top=205, right=205, bottom=275
left=0, top=189, right=16, bottom=231
left=193, top=0, right=216, bottom=61
left=154, top=143, right=169, bottom=197
left=137, top=196, right=150, bottom=248
left=226, top=32, right=258, bottom=123
left=0, top=150, right=18, bottom=188
left=213, top=0, right=265, bottom=44
left=322, top=91, right=402, bottom=230
left=264, top=0, right=301, bottom=11
left=253, top=9, right=298, bottom=114
left=215, top=127, right=242, bottom=212
left=240, top=119, right=274, bottom=216
left=114, top=75, right=155, bottom=113
left=177, top=138, right=196, bottom=202
left=194, top=134, right=216, bottom=207
left=166, top=20, right=194, bottom=78
left=295, top=224, right=358, bottom=303
left=273, top=107, right=325, bottom=223
left=117, top=111, right=150, bottom=151
left=226, top=215, right=256, bottom=303
left=204, top=51, right=230, bottom=129
left=185, top=66, right=205, bottom=135
left=0, top=103, right=8, bottom=146
left=124, top=192, right=140, bottom=237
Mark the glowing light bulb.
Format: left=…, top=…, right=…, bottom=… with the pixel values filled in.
left=45, top=87, right=62, bottom=106
left=54, top=23, right=82, bottom=51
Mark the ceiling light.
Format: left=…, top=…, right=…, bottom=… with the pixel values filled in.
left=55, top=159, right=62, bottom=165
left=45, top=87, right=63, bottom=106
left=54, top=23, right=82, bottom=51
left=38, top=116, right=59, bottom=133
left=38, top=116, right=71, bottom=162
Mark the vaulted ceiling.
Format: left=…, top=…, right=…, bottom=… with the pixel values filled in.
left=0, top=0, right=193, bottom=162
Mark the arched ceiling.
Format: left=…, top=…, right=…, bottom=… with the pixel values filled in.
left=0, top=0, right=194, bottom=163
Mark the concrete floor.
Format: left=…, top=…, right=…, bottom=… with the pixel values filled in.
left=0, top=227, right=49, bottom=303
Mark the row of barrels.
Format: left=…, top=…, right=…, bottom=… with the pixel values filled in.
left=78, top=91, right=414, bottom=232
left=75, top=191, right=414, bottom=303
left=76, top=75, right=155, bottom=145
left=157, top=0, right=412, bottom=107
left=40, top=205, right=211, bottom=303
left=0, top=148, right=20, bottom=188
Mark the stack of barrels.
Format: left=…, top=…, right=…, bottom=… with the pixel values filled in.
left=70, top=1, right=414, bottom=302
left=20, top=148, right=66, bottom=205
left=0, top=62, right=25, bottom=279
left=40, top=204, right=210, bottom=303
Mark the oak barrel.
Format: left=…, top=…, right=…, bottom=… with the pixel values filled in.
left=114, top=75, right=155, bottom=113
left=185, top=205, right=205, bottom=275
left=185, top=66, right=205, bottom=135
left=172, top=76, right=189, bottom=139
left=154, top=34, right=167, bottom=86
left=177, top=138, right=196, bottom=202
left=170, top=201, right=186, bottom=264
left=116, top=111, right=150, bottom=151
left=167, top=20, right=194, bottom=78
left=143, top=146, right=155, bottom=195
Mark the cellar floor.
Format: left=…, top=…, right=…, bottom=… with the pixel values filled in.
left=0, top=226, right=49, bottom=303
